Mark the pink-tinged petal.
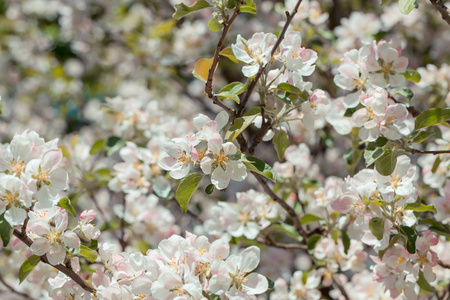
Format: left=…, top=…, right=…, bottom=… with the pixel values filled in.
left=62, top=231, right=81, bottom=249
left=47, top=245, right=67, bottom=265
left=158, top=155, right=178, bottom=170
left=331, top=193, right=355, bottom=213
left=49, top=168, right=69, bottom=190
left=392, top=57, right=408, bottom=73
left=243, top=273, right=268, bottom=295
left=80, top=210, right=97, bottom=222
left=211, top=167, right=231, bottom=190
left=28, top=220, right=51, bottom=236
left=200, top=157, right=213, bottom=175
left=55, top=210, right=68, bottom=232
left=5, top=206, right=26, bottom=226
left=170, top=166, right=189, bottom=180
left=208, top=133, right=223, bottom=155
left=215, top=111, right=229, bottom=131
left=229, top=161, right=247, bottom=182
left=30, top=237, right=51, bottom=256
left=238, top=246, right=260, bottom=272
left=242, top=65, right=260, bottom=78
left=82, top=224, right=101, bottom=240
left=379, top=44, right=398, bottom=63
left=222, top=142, right=237, bottom=156
left=41, top=149, right=63, bottom=171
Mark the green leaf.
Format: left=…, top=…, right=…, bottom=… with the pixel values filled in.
left=219, top=47, right=245, bottom=64
left=381, top=0, right=390, bottom=5
left=431, top=156, right=441, bottom=173
left=369, top=217, right=385, bottom=240
left=409, top=131, right=436, bottom=144
left=219, top=82, right=246, bottom=97
left=19, top=255, right=41, bottom=284
left=225, top=108, right=260, bottom=142
left=192, top=57, right=214, bottom=83
left=374, top=148, right=403, bottom=176
left=364, top=137, right=388, bottom=167
left=208, top=15, right=222, bottom=32
left=299, top=213, right=323, bottom=225
left=402, top=70, right=421, bottom=82
left=415, top=108, right=450, bottom=130
left=89, top=139, right=105, bottom=155
left=277, top=83, right=302, bottom=96
left=390, top=87, right=413, bottom=99
left=307, top=234, right=322, bottom=251
left=85, top=239, right=98, bottom=250
left=344, top=107, right=358, bottom=117
left=399, top=226, right=418, bottom=254
left=226, top=0, right=238, bottom=9
left=341, top=230, right=350, bottom=254
left=273, top=130, right=290, bottom=161
left=58, top=197, right=76, bottom=217
left=398, top=0, right=418, bottom=14
left=240, top=0, right=257, bottom=14
left=271, top=223, right=302, bottom=242
left=275, top=95, right=293, bottom=106
left=172, top=0, right=212, bottom=20
left=176, top=173, right=205, bottom=212
left=266, top=276, right=275, bottom=289
left=215, top=91, right=240, bottom=104
left=0, top=213, right=12, bottom=247
left=105, top=136, right=126, bottom=156
left=242, top=157, right=276, bottom=182
left=428, top=225, right=450, bottom=238
left=205, top=184, right=215, bottom=195
left=79, top=245, right=98, bottom=263
left=417, top=271, right=436, bottom=293
left=404, top=203, right=437, bottom=213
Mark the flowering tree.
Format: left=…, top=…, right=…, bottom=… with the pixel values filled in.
left=1, top=0, right=450, bottom=299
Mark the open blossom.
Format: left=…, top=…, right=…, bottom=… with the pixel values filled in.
left=25, top=148, right=69, bottom=208
left=366, top=40, right=409, bottom=87
left=159, top=137, right=194, bottom=179
left=0, top=174, right=32, bottom=226
left=73, top=210, right=100, bottom=240
left=208, top=246, right=268, bottom=298
left=232, top=32, right=277, bottom=77
left=200, top=133, right=247, bottom=190
left=28, top=210, right=80, bottom=265
left=281, top=31, right=318, bottom=76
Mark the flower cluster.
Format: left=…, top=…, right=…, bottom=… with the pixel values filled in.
left=159, top=112, right=248, bottom=190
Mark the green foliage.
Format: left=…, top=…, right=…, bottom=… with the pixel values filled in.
left=225, top=108, right=260, bottom=142
left=79, top=245, right=98, bottom=262
left=374, top=148, right=404, bottom=176
left=399, top=226, right=418, bottom=254
left=19, top=255, right=41, bottom=284
left=369, top=217, right=385, bottom=240
left=205, top=184, right=215, bottom=194
left=89, top=139, right=105, bottom=155
left=307, top=234, right=322, bottom=251
left=273, top=130, right=290, bottom=161
left=390, top=87, right=413, bottom=99
left=398, top=0, right=418, bottom=15
left=404, top=203, right=436, bottom=213
left=364, top=137, right=388, bottom=167
left=417, top=271, right=436, bottom=293
left=176, top=173, right=205, bottom=212
left=58, top=197, right=76, bottom=217
left=105, top=136, right=126, bottom=156
left=193, top=58, right=214, bottom=82
left=240, top=0, right=257, bottom=14
left=415, top=108, right=450, bottom=130
left=242, top=156, right=276, bottom=182
left=402, top=70, right=421, bottom=82
left=219, top=47, right=245, bottom=64
left=208, top=15, right=223, bottom=32
left=299, top=213, right=323, bottom=225
left=172, top=0, right=212, bottom=20
left=0, top=213, right=12, bottom=247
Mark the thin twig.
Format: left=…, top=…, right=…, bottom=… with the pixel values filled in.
left=256, top=234, right=307, bottom=250
left=13, top=228, right=95, bottom=293
left=204, top=2, right=242, bottom=119
left=237, top=0, right=304, bottom=117
left=439, top=260, right=450, bottom=269
left=409, top=148, right=450, bottom=155
left=252, top=172, right=308, bottom=239
left=429, top=0, right=450, bottom=27
left=332, top=274, right=350, bottom=300
left=0, top=272, right=34, bottom=300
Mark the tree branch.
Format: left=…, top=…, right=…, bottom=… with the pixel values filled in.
left=0, top=272, right=34, bottom=300
left=252, top=172, right=308, bottom=240
left=13, top=229, right=95, bottom=294
left=256, top=234, right=307, bottom=250
left=237, top=0, right=304, bottom=117
left=429, top=0, right=450, bottom=27
left=409, top=148, right=450, bottom=155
